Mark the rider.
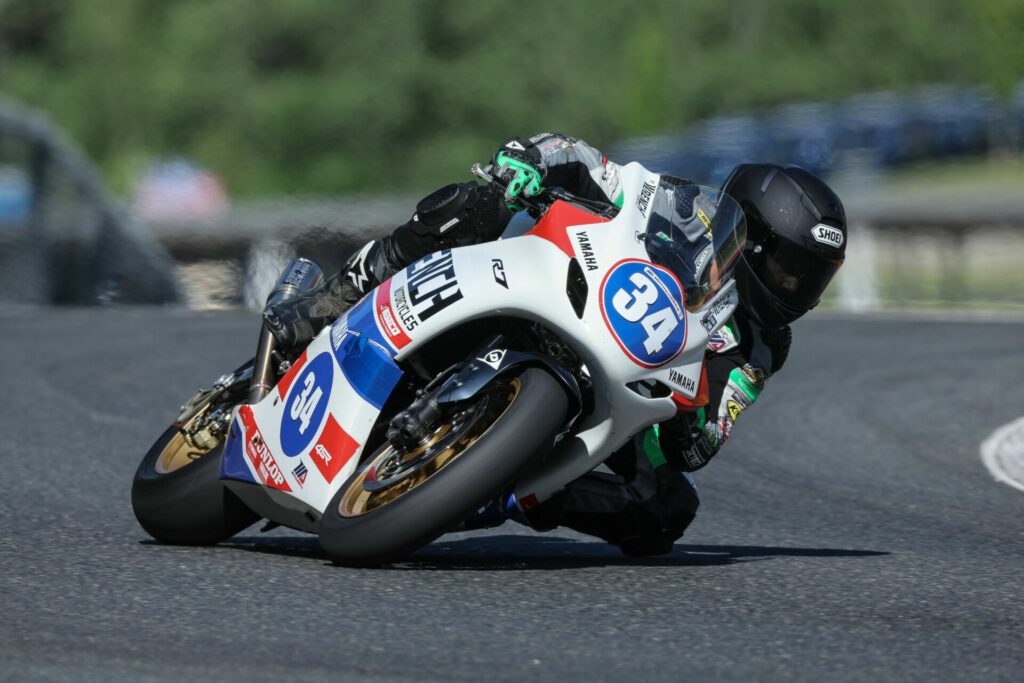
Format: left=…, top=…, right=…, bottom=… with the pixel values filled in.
left=263, top=133, right=848, bottom=556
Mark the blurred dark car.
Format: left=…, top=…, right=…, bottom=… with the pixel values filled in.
left=0, top=98, right=180, bottom=305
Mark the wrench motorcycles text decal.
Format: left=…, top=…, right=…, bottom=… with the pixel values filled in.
left=405, top=250, right=463, bottom=322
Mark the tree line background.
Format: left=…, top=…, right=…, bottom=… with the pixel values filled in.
left=1, top=0, right=1021, bottom=198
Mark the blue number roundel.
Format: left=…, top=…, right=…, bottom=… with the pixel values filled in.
left=280, top=352, right=334, bottom=457
left=600, top=259, right=688, bottom=368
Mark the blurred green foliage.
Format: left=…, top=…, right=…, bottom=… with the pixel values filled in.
left=0, top=0, right=1020, bottom=197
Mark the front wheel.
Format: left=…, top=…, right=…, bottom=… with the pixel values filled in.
left=318, top=367, right=568, bottom=566
left=132, top=390, right=259, bottom=545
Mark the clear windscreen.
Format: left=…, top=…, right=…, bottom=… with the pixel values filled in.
left=643, top=179, right=746, bottom=311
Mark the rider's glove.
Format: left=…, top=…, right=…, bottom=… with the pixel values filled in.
left=658, top=363, right=767, bottom=472
left=489, top=138, right=545, bottom=211
left=657, top=417, right=718, bottom=472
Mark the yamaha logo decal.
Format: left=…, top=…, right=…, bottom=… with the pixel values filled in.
left=600, top=260, right=687, bottom=368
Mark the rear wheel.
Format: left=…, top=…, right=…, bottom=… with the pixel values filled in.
left=319, top=367, right=568, bottom=566
left=132, top=391, right=259, bottom=544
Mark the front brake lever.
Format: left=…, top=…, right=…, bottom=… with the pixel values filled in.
left=471, top=162, right=615, bottom=218
left=470, top=162, right=547, bottom=214
left=545, top=187, right=619, bottom=219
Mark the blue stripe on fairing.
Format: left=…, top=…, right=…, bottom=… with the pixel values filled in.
left=329, top=291, right=404, bottom=410
left=342, top=292, right=390, bottom=352
left=334, top=332, right=403, bottom=410
left=219, top=419, right=258, bottom=483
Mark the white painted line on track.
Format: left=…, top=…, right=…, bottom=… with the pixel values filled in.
left=980, top=416, right=1024, bottom=493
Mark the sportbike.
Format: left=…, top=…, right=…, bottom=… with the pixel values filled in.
left=132, top=162, right=746, bottom=565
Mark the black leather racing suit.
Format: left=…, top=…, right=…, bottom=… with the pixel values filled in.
left=339, top=133, right=791, bottom=553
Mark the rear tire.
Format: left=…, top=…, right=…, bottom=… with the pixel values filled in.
left=319, top=367, right=568, bottom=566
left=132, top=407, right=259, bottom=545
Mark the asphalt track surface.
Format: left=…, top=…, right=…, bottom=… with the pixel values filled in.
left=1, top=307, right=1023, bottom=682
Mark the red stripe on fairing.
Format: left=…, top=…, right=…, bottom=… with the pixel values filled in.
left=308, top=414, right=360, bottom=484
left=374, top=278, right=412, bottom=351
left=238, top=406, right=292, bottom=492
left=276, top=349, right=307, bottom=397
left=525, top=200, right=609, bottom=258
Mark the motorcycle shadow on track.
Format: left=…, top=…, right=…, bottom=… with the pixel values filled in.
left=158, top=534, right=889, bottom=570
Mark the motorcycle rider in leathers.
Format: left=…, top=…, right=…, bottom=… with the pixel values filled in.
left=263, top=133, right=848, bottom=556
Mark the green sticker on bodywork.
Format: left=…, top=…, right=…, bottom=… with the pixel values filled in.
left=642, top=425, right=667, bottom=468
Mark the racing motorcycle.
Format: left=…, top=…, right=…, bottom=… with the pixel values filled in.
left=131, top=161, right=747, bottom=566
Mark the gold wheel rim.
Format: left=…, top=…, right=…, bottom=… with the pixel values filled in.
left=337, top=377, right=523, bottom=518
left=155, top=405, right=217, bottom=474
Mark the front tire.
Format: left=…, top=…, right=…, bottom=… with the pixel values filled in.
left=132, top=398, right=259, bottom=545
left=319, top=367, right=568, bottom=566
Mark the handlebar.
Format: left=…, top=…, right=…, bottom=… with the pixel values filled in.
left=470, top=162, right=618, bottom=219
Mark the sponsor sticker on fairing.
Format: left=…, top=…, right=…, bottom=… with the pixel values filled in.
left=478, top=349, right=507, bottom=371
left=573, top=231, right=599, bottom=271
left=374, top=279, right=412, bottom=350
left=707, top=325, right=739, bottom=352
left=492, top=259, right=508, bottom=288
left=292, top=460, right=308, bottom=487
left=600, top=259, right=688, bottom=368
left=405, top=250, right=463, bottom=322
left=668, top=368, right=697, bottom=395
left=309, top=415, right=361, bottom=484
left=636, top=180, right=657, bottom=218
left=238, top=406, right=291, bottom=492
left=280, top=353, right=334, bottom=457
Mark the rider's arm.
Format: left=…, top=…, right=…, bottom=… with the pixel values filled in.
left=654, top=320, right=791, bottom=472
left=497, top=133, right=625, bottom=208
left=341, top=132, right=621, bottom=299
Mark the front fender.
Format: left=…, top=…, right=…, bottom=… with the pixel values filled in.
left=436, top=348, right=582, bottom=421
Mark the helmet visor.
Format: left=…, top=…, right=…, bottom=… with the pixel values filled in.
left=746, top=230, right=842, bottom=310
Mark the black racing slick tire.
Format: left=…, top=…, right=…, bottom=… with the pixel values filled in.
left=319, top=367, right=568, bottom=566
left=132, top=424, right=259, bottom=546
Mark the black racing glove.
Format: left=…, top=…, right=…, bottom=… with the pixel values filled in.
left=658, top=417, right=719, bottom=472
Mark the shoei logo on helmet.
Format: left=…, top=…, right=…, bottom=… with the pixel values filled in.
left=280, top=352, right=334, bottom=457
left=600, top=260, right=687, bottom=368
left=811, top=224, right=844, bottom=249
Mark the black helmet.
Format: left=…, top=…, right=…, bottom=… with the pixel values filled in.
left=721, top=163, right=847, bottom=327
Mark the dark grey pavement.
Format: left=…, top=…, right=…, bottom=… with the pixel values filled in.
left=1, top=308, right=1022, bottom=681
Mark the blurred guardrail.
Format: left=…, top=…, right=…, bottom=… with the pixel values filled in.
left=0, top=97, right=180, bottom=305
left=142, top=176, right=1024, bottom=312
left=836, top=186, right=1024, bottom=311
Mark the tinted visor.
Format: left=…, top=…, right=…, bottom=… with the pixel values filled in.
left=747, top=231, right=842, bottom=309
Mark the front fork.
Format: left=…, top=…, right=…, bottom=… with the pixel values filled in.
left=249, top=258, right=325, bottom=404
left=387, top=333, right=584, bottom=457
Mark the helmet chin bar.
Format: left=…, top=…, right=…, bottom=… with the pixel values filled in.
left=734, top=254, right=807, bottom=328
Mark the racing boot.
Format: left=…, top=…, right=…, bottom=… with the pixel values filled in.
left=262, top=271, right=361, bottom=350
left=263, top=240, right=388, bottom=349
left=452, top=492, right=560, bottom=532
